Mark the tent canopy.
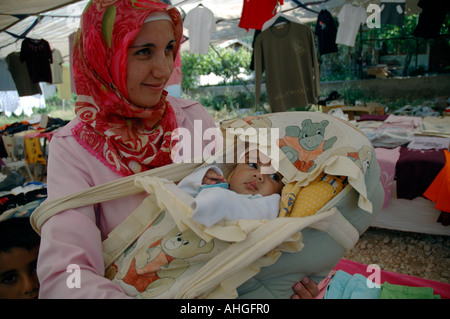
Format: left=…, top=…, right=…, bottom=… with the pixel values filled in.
left=0, top=0, right=420, bottom=59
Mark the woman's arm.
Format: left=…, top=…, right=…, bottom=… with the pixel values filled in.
left=37, top=127, right=132, bottom=298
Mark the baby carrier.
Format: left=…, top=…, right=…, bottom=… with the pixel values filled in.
left=31, top=111, right=384, bottom=299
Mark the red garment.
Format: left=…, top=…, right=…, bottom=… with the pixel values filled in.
left=424, top=149, right=450, bottom=213
left=238, top=0, right=283, bottom=31
left=72, top=0, right=183, bottom=176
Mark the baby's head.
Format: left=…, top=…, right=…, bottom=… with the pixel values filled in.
left=228, top=150, right=284, bottom=196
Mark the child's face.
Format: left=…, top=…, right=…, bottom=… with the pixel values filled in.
left=0, top=246, right=39, bottom=299
left=229, top=152, right=284, bottom=197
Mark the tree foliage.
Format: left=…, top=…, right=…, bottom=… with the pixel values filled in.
left=181, top=46, right=252, bottom=90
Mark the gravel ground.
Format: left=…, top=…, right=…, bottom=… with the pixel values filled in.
left=344, top=227, right=450, bottom=284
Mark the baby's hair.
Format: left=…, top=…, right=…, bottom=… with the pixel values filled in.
left=0, top=218, right=40, bottom=253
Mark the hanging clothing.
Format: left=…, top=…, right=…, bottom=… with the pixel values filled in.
left=5, top=52, right=42, bottom=97
left=380, top=0, right=405, bottom=27
left=184, top=5, right=216, bottom=54
left=413, top=0, right=450, bottom=39
left=56, top=64, right=72, bottom=100
left=0, top=58, right=17, bottom=91
left=0, top=57, right=19, bottom=114
left=238, top=0, right=283, bottom=31
left=315, top=9, right=338, bottom=55
left=0, top=91, right=20, bottom=114
left=335, top=4, right=367, bottom=47
left=20, top=38, right=53, bottom=83
left=254, top=21, right=320, bottom=112
left=68, top=32, right=76, bottom=93
left=249, top=30, right=262, bottom=71
left=50, top=49, right=64, bottom=84
left=39, top=82, right=56, bottom=99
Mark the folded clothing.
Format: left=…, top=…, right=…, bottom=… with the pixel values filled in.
left=323, top=269, right=441, bottom=299
left=396, top=147, right=445, bottom=199
left=380, top=282, right=440, bottom=299
left=324, top=270, right=381, bottom=299
left=0, top=170, right=25, bottom=192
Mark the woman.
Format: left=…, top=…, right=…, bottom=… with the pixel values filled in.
left=36, top=0, right=317, bottom=299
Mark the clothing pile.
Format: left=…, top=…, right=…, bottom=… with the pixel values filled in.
left=0, top=175, right=47, bottom=221
left=322, top=270, right=441, bottom=299
left=0, top=116, right=69, bottom=165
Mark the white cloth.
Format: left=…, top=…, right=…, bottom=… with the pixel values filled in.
left=184, top=6, right=216, bottom=54
left=178, top=165, right=280, bottom=227
left=336, top=4, right=367, bottom=47
left=0, top=90, right=20, bottom=114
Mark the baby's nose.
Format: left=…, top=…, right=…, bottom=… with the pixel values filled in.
left=253, top=172, right=264, bottom=181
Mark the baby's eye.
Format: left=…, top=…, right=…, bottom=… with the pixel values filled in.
left=249, top=163, right=258, bottom=169
left=269, top=173, right=281, bottom=182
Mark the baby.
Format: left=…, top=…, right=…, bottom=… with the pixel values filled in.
left=178, top=150, right=284, bottom=227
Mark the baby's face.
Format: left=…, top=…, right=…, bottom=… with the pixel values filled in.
left=229, top=152, right=283, bottom=197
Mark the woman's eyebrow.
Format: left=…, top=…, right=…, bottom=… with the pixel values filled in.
left=129, top=39, right=176, bottom=49
left=128, top=43, right=155, bottom=49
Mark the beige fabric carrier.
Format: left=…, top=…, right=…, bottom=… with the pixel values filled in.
left=31, top=111, right=381, bottom=299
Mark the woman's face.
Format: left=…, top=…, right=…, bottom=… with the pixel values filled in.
left=126, top=20, right=176, bottom=108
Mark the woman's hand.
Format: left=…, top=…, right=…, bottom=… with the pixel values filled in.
left=291, top=277, right=319, bottom=299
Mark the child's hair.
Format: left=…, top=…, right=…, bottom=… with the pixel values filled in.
left=0, top=217, right=40, bottom=253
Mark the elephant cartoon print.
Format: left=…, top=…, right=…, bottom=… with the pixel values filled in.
left=278, top=119, right=337, bottom=172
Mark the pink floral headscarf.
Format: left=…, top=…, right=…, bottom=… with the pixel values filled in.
left=72, top=0, right=183, bottom=176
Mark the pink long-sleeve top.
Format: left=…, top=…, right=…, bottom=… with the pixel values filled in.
left=37, top=97, right=216, bottom=298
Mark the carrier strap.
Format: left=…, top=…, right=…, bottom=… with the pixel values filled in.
left=30, top=162, right=200, bottom=234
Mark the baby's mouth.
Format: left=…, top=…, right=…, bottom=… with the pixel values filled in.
left=245, top=182, right=258, bottom=191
